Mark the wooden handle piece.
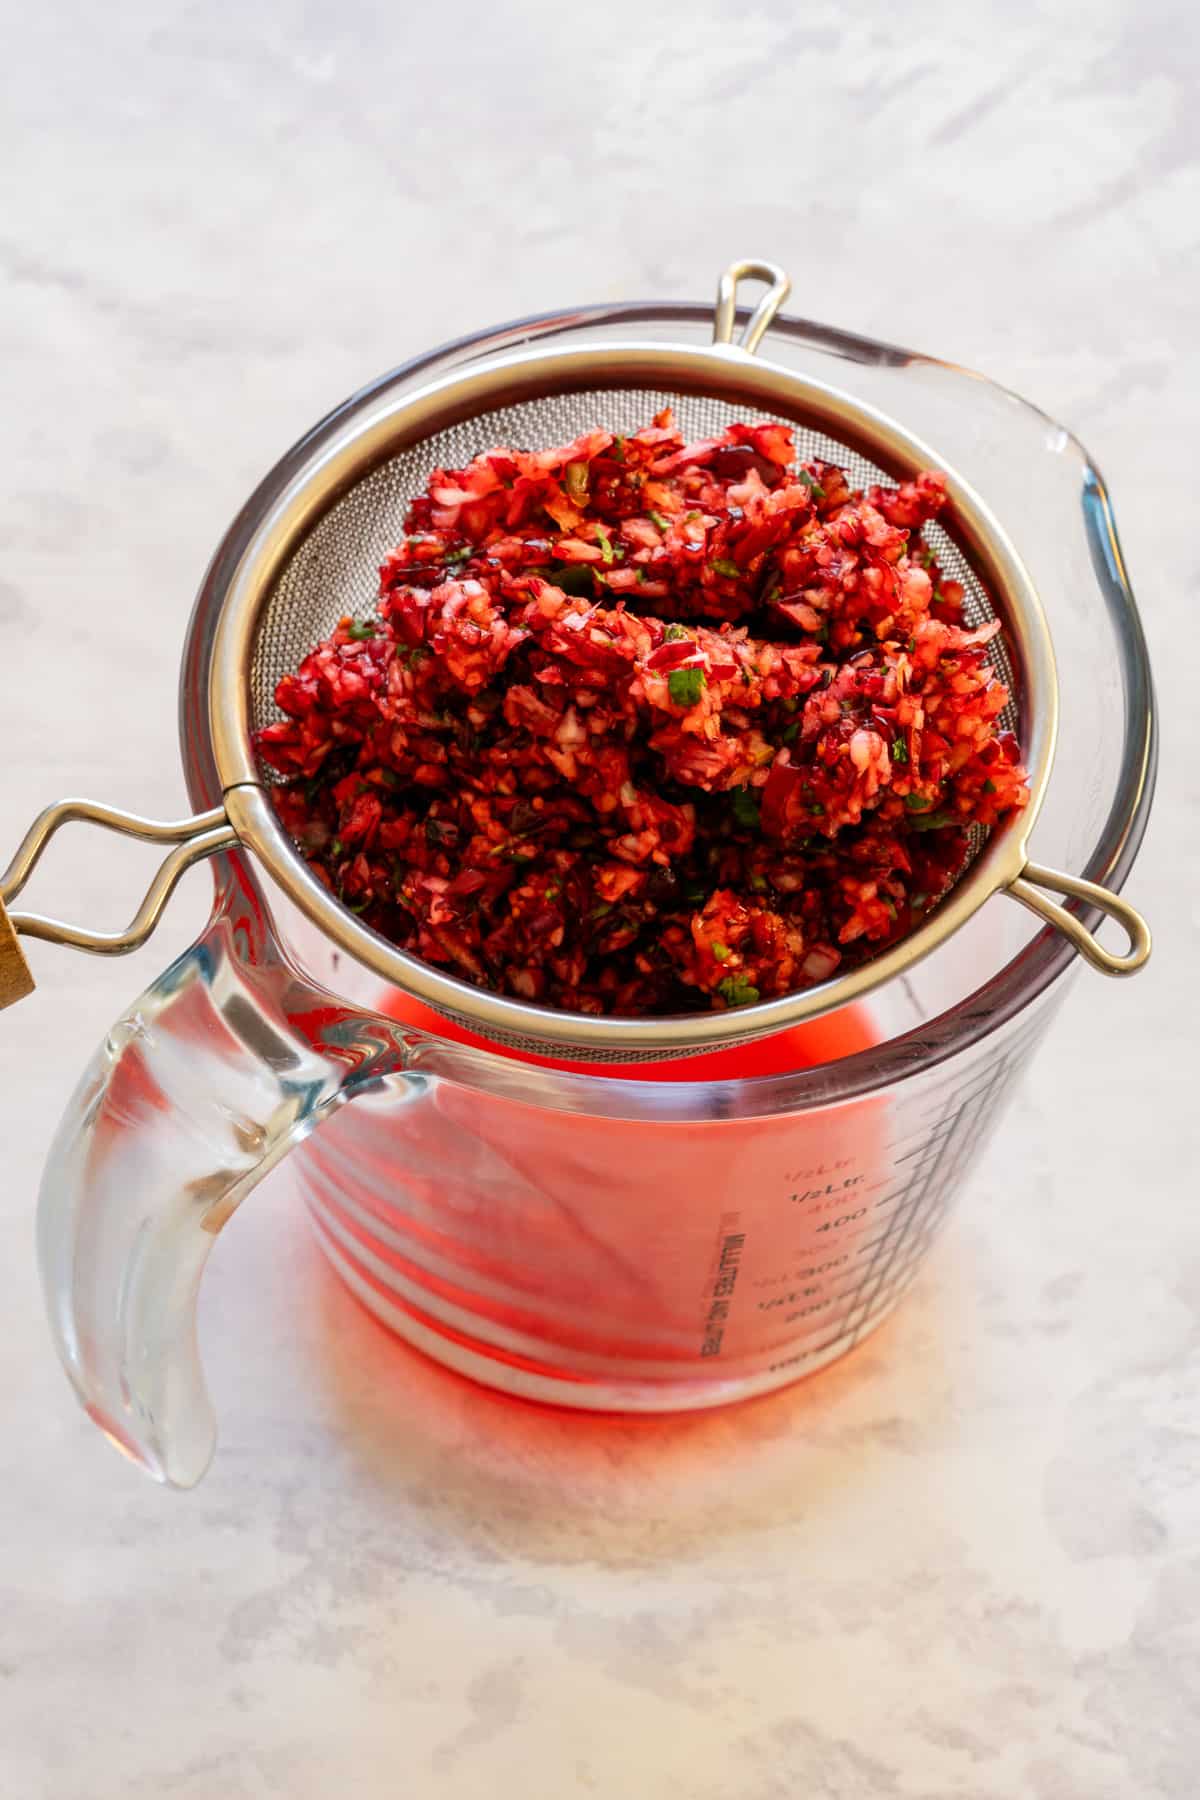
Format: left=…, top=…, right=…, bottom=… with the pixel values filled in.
left=0, top=896, right=34, bottom=1008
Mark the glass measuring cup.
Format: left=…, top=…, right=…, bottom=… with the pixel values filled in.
left=35, top=300, right=1155, bottom=1487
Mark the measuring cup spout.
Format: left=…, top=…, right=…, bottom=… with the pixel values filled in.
left=35, top=861, right=415, bottom=1487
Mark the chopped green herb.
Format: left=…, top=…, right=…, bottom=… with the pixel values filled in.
left=909, top=811, right=957, bottom=832
left=883, top=897, right=897, bottom=919
left=910, top=891, right=928, bottom=910
left=731, top=788, right=760, bottom=828
left=552, top=563, right=596, bottom=596
left=718, top=974, right=761, bottom=1007
left=330, top=837, right=344, bottom=861
left=711, top=942, right=731, bottom=963
left=891, top=738, right=909, bottom=764
left=750, top=874, right=769, bottom=893
left=544, top=885, right=561, bottom=900
left=683, top=883, right=708, bottom=906
left=347, top=897, right=370, bottom=914
left=346, top=619, right=377, bottom=641
left=711, top=557, right=741, bottom=579
left=590, top=901, right=614, bottom=919
left=685, top=509, right=702, bottom=523
left=982, top=777, right=996, bottom=794
left=918, top=547, right=935, bottom=570
left=797, top=469, right=827, bottom=499
left=564, top=461, right=590, bottom=506
left=611, top=435, right=627, bottom=463
left=809, top=802, right=825, bottom=816
left=663, top=622, right=692, bottom=642
left=594, top=525, right=615, bottom=565
left=647, top=509, right=671, bottom=533
left=764, top=583, right=782, bottom=604
left=443, top=545, right=472, bottom=566
left=904, top=793, right=935, bottom=812
left=667, top=666, right=706, bottom=707
left=781, top=721, right=800, bottom=743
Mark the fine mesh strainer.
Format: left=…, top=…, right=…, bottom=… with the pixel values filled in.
left=0, top=259, right=1151, bottom=1056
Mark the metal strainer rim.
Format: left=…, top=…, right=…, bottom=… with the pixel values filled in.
left=205, top=324, right=1058, bottom=1055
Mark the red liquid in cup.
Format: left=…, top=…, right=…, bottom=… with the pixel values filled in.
left=294, top=988, right=896, bottom=1397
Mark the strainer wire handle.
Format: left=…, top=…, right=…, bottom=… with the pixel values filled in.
left=1007, top=860, right=1151, bottom=976
left=712, top=259, right=793, bottom=356
left=0, top=800, right=237, bottom=995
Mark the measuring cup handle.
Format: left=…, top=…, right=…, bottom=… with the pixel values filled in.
left=36, top=861, right=415, bottom=1488
left=1006, top=859, right=1152, bottom=976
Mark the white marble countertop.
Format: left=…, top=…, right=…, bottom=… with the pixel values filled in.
left=1, top=4, right=1196, bottom=1795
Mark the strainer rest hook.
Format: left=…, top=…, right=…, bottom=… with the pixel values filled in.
left=712, top=259, right=792, bottom=353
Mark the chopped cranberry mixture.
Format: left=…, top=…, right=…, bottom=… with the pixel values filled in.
left=257, top=411, right=1029, bottom=1015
